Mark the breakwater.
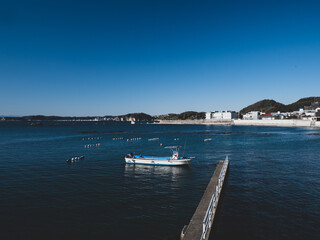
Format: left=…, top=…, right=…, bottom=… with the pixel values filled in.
left=155, top=119, right=320, bottom=128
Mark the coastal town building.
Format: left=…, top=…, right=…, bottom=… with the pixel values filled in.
left=316, top=108, right=320, bottom=121
left=260, top=114, right=275, bottom=120
left=291, top=107, right=318, bottom=120
left=242, top=111, right=260, bottom=120
left=291, top=102, right=320, bottom=120
left=270, top=111, right=289, bottom=119
left=206, top=110, right=237, bottom=120
left=205, top=112, right=212, bottom=120
left=303, top=110, right=317, bottom=118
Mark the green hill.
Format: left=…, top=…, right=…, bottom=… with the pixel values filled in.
left=240, top=100, right=286, bottom=114
left=285, top=97, right=320, bottom=112
left=118, top=112, right=154, bottom=121
left=158, top=111, right=205, bottom=120
left=240, top=97, right=320, bottom=114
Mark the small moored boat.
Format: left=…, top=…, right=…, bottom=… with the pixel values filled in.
left=125, top=146, right=194, bottom=166
left=148, top=138, right=159, bottom=141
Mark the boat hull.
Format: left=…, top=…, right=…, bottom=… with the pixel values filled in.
left=124, top=157, right=192, bottom=166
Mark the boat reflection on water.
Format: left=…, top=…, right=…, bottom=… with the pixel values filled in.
left=124, top=163, right=192, bottom=181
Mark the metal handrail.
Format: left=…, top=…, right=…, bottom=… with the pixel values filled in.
left=202, top=193, right=216, bottom=239
left=201, top=157, right=229, bottom=240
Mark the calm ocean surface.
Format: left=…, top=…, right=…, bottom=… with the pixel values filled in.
left=0, top=122, right=319, bottom=240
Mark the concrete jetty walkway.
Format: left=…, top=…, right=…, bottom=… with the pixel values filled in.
left=181, top=158, right=229, bottom=240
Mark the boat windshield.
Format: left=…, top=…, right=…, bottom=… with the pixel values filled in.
left=164, top=146, right=181, bottom=159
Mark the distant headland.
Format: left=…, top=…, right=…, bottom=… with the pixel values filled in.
left=1, top=97, right=320, bottom=124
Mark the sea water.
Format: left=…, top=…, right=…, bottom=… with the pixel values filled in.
left=0, top=122, right=319, bottom=240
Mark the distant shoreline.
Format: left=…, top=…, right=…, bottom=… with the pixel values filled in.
left=153, top=119, right=320, bottom=128
left=2, top=118, right=320, bottom=128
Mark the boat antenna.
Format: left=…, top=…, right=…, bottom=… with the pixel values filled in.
left=182, top=138, right=187, bottom=158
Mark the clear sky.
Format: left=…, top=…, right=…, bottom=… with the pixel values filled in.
left=1, top=0, right=320, bottom=116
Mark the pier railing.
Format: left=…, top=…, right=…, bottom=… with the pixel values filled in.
left=201, top=157, right=229, bottom=240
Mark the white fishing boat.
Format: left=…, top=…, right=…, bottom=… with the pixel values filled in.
left=125, top=146, right=194, bottom=166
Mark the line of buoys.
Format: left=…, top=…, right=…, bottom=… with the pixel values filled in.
left=174, top=138, right=179, bottom=141
left=125, top=137, right=142, bottom=141
left=130, top=137, right=141, bottom=141
left=83, top=137, right=102, bottom=140
left=84, top=143, right=101, bottom=148
left=112, top=137, right=124, bottom=140
left=66, top=156, right=85, bottom=163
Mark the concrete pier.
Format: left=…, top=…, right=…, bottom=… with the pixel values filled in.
left=181, top=157, right=229, bottom=240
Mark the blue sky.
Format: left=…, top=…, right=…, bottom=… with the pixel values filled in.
left=1, top=0, right=320, bottom=116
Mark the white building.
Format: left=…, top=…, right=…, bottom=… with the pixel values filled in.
left=243, top=111, right=260, bottom=120
left=205, top=112, right=212, bottom=120
left=316, top=108, right=320, bottom=121
left=304, top=110, right=316, bottom=117
left=295, top=107, right=317, bottom=120
left=260, top=114, right=275, bottom=120
left=206, top=110, right=237, bottom=120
